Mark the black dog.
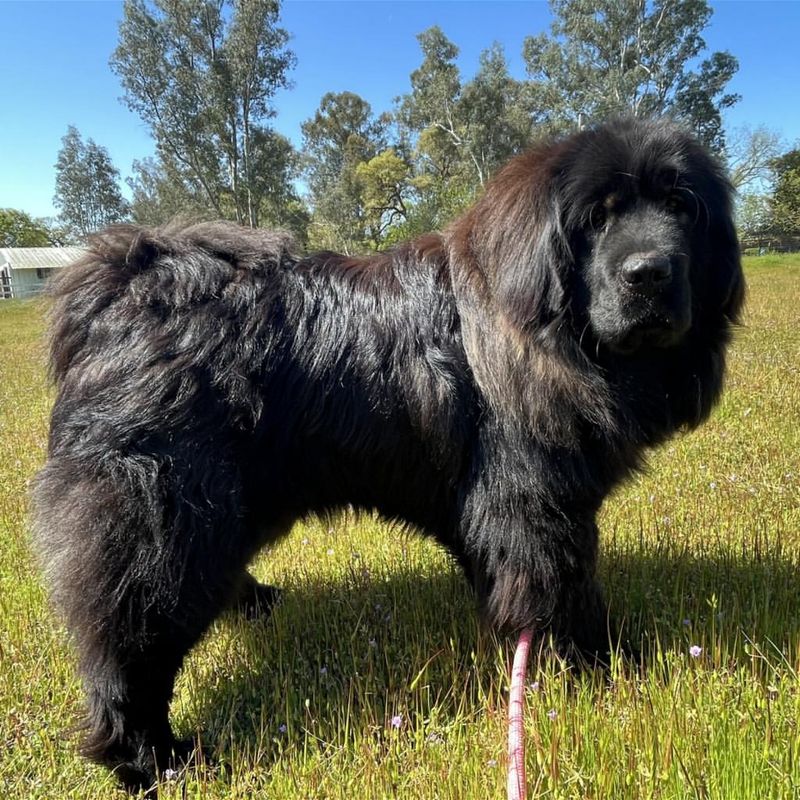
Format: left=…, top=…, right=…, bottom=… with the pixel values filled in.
left=33, top=118, right=743, bottom=790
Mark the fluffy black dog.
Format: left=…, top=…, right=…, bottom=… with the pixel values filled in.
left=33, top=118, right=743, bottom=790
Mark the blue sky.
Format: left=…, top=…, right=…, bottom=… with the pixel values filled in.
left=1, top=0, right=799, bottom=220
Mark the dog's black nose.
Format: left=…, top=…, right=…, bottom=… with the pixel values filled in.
left=620, top=253, right=672, bottom=292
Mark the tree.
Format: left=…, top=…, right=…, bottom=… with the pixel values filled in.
left=397, top=27, right=462, bottom=179
left=245, top=128, right=308, bottom=238
left=396, top=28, right=531, bottom=233
left=771, top=149, right=800, bottom=235
left=726, top=125, right=782, bottom=191
left=522, top=0, right=739, bottom=151
left=111, top=0, right=296, bottom=227
left=126, top=157, right=207, bottom=226
left=459, top=43, right=532, bottom=185
left=0, top=209, right=58, bottom=247
left=301, top=91, right=389, bottom=252
left=54, top=126, right=129, bottom=240
left=395, top=28, right=468, bottom=232
left=736, top=194, right=773, bottom=247
left=355, top=148, right=411, bottom=246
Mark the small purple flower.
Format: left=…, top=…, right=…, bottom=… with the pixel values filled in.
left=682, top=619, right=691, bottom=626
left=689, top=645, right=702, bottom=658
left=529, top=681, right=540, bottom=692
left=390, top=714, right=403, bottom=729
left=319, top=665, right=328, bottom=675
left=278, top=723, right=287, bottom=734
left=547, top=709, right=558, bottom=720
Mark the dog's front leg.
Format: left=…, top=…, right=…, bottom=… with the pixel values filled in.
left=459, top=506, right=611, bottom=663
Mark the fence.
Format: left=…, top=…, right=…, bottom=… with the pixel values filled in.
left=740, top=233, right=800, bottom=255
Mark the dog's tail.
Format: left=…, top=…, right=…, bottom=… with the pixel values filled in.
left=45, top=225, right=168, bottom=386
left=46, top=223, right=297, bottom=387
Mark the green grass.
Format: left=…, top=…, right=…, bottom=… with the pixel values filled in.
left=1, top=254, right=799, bottom=799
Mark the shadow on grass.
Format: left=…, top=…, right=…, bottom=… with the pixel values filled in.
left=175, top=544, right=800, bottom=778
left=180, top=565, right=481, bottom=738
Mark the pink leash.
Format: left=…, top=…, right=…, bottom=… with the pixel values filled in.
left=507, top=627, right=534, bottom=800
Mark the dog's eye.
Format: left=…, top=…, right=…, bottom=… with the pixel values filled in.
left=591, top=196, right=618, bottom=229
left=590, top=204, right=607, bottom=229
left=666, top=193, right=684, bottom=212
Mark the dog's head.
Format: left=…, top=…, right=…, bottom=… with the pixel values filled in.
left=563, top=119, right=744, bottom=355
left=448, top=117, right=745, bottom=438
left=456, top=118, right=744, bottom=358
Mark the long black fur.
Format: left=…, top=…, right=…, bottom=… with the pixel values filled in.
left=33, top=118, right=743, bottom=790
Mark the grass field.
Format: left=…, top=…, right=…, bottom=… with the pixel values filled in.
left=1, top=255, right=799, bottom=799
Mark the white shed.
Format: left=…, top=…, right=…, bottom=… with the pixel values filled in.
left=0, top=247, right=85, bottom=299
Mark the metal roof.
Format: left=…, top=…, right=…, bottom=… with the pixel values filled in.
left=0, top=247, right=86, bottom=271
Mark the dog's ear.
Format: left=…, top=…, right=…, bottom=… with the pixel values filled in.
left=669, top=167, right=745, bottom=430
left=688, top=155, right=745, bottom=326
left=711, top=209, right=745, bottom=324
left=457, top=151, right=572, bottom=336
left=447, top=158, right=607, bottom=444
left=492, top=205, right=570, bottom=335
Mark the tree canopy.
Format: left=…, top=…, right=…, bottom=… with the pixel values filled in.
left=522, top=0, right=739, bottom=151
left=53, top=126, right=129, bottom=241
left=301, top=91, right=390, bottom=252
left=0, top=209, right=60, bottom=248
left=7, top=1, right=773, bottom=253
left=771, top=149, right=800, bottom=235
left=111, top=0, right=297, bottom=228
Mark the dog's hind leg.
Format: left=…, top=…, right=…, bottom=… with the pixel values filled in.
left=33, top=453, right=252, bottom=792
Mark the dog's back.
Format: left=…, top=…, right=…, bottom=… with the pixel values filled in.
left=31, top=221, right=473, bottom=790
